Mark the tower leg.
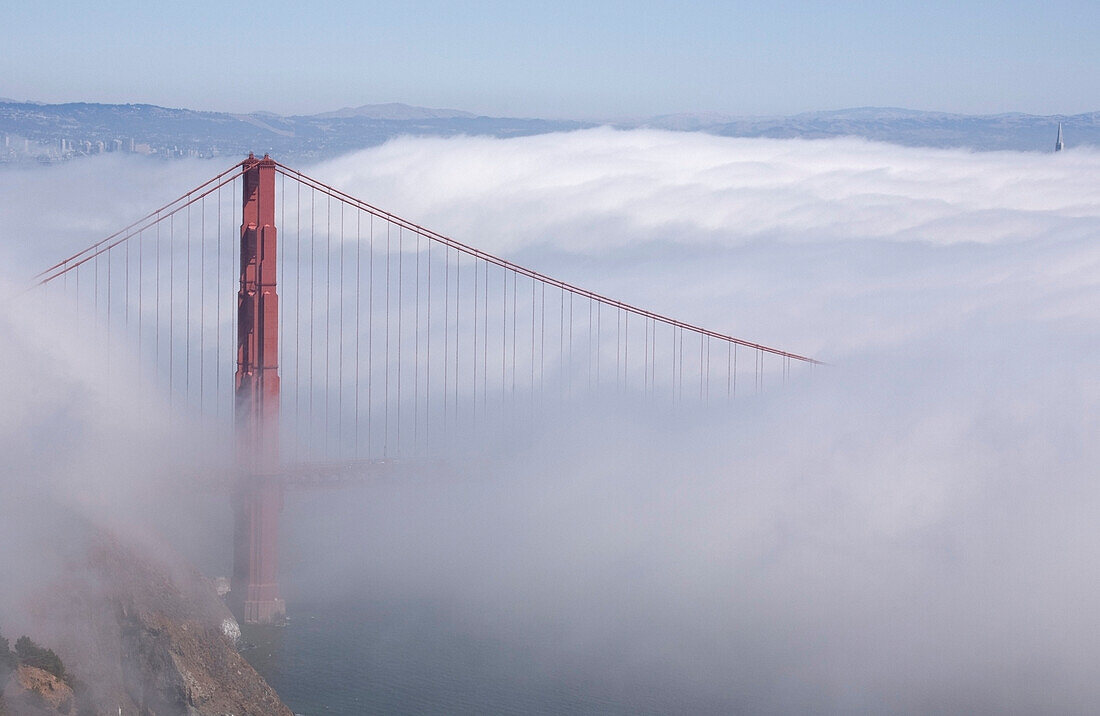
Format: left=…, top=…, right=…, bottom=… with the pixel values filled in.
left=232, top=154, right=284, bottom=625
left=233, top=481, right=286, bottom=624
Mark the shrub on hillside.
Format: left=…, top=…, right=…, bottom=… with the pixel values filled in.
left=13, top=636, right=65, bottom=681
left=0, top=631, right=14, bottom=676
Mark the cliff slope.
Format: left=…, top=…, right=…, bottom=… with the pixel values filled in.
left=5, top=529, right=291, bottom=716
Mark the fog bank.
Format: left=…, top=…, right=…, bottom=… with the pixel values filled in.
left=3, top=130, right=1100, bottom=712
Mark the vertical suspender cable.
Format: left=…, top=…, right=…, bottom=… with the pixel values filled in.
left=138, top=226, right=144, bottom=385
left=185, top=199, right=190, bottom=397
left=309, top=188, right=316, bottom=456
left=706, top=337, right=711, bottom=403
left=530, top=276, right=535, bottom=404
left=596, top=302, right=601, bottom=389
left=483, top=261, right=489, bottom=412
left=652, top=319, right=657, bottom=396
left=426, top=234, right=432, bottom=452
left=558, top=287, right=563, bottom=405
left=125, top=238, right=130, bottom=327
left=626, top=310, right=632, bottom=393
left=540, top=283, right=545, bottom=397
left=169, top=214, right=174, bottom=407
left=568, top=292, right=573, bottom=399
left=727, top=341, right=732, bottom=399
left=356, top=209, right=361, bottom=456
left=444, top=245, right=449, bottom=421
left=511, top=271, right=517, bottom=406
left=339, top=202, right=345, bottom=452
left=367, top=214, right=374, bottom=457
left=105, top=249, right=111, bottom=386
left=588, top=299, right=593, bottom=391
left=295, top=181, right=301, bottom=452
left=415, top=230, right=420, bottom=452
left=397, top=224, right=403, bottom=455
left=384, top=222, right=391, bottom=456
left=155, top=217, right=160, bottom=382
left=455, top=252, right=460, bottom=425
left=615, top=310, right=620, bottom=394
left=678, top=327, right=684, bottom=403
left=671, top=322, right=676, bottom=403
left=326, top=196, right=331, bottom=454
left=700, top=333, right=705, bottom=400
left=470, top=252, right=475, bottom=431
left=279, top=173, right=285, bottom=427
left=199, top=196, right=205, bottom=414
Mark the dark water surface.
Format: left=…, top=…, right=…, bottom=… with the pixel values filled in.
left=235, top=474, right=739, bottom=715
left=242, top=598, right=728, bottom=715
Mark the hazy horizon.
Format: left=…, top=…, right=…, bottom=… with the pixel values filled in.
left=2, top=94, right=1098, bottom=123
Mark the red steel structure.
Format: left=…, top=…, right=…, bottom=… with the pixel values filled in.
left=232, top=154, right=285, bottom=624
left=27, top=153, right=825, bottom=626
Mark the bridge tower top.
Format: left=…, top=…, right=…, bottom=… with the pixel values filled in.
left=241, top=153, right=277, bottom=231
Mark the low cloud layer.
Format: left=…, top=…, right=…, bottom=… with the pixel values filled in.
left=315, top=128, right=1100, bottom=249
left=3, top=130, right=1100, bottom=712
left=308, top=130, right=1100, bottom=359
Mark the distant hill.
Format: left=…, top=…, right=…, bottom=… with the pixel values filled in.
left=0, top=101, right=589, bottom=163
left=311, top=103, right=477, bottom=120
left=0, top=100, right=1093, bottom=164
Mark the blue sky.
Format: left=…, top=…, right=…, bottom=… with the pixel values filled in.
left=4, top=1, right=1098, bottom=118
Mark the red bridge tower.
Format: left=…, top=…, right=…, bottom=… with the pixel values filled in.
left=232, top=154, right=285, bottom=625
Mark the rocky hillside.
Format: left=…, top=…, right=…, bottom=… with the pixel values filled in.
left=1, top=531, right=291, bottom=716
left=2, top=665, right=74, bottom=715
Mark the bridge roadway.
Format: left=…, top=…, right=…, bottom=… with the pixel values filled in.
left=272, top=458, right=445, bottom=490
left=186, top=457, right=454, bottom=491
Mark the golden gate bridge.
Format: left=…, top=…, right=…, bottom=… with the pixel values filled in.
left=26, top=154, right=821, bottom=625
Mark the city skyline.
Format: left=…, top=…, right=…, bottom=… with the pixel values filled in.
left=1, top=99, right=1088, bottom=167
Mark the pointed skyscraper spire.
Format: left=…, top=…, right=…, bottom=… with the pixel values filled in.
left=1055, top=122, right=1064, bottom=152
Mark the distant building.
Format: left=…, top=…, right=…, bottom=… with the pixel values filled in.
left=1055, top=123, right=1064, bottom=152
